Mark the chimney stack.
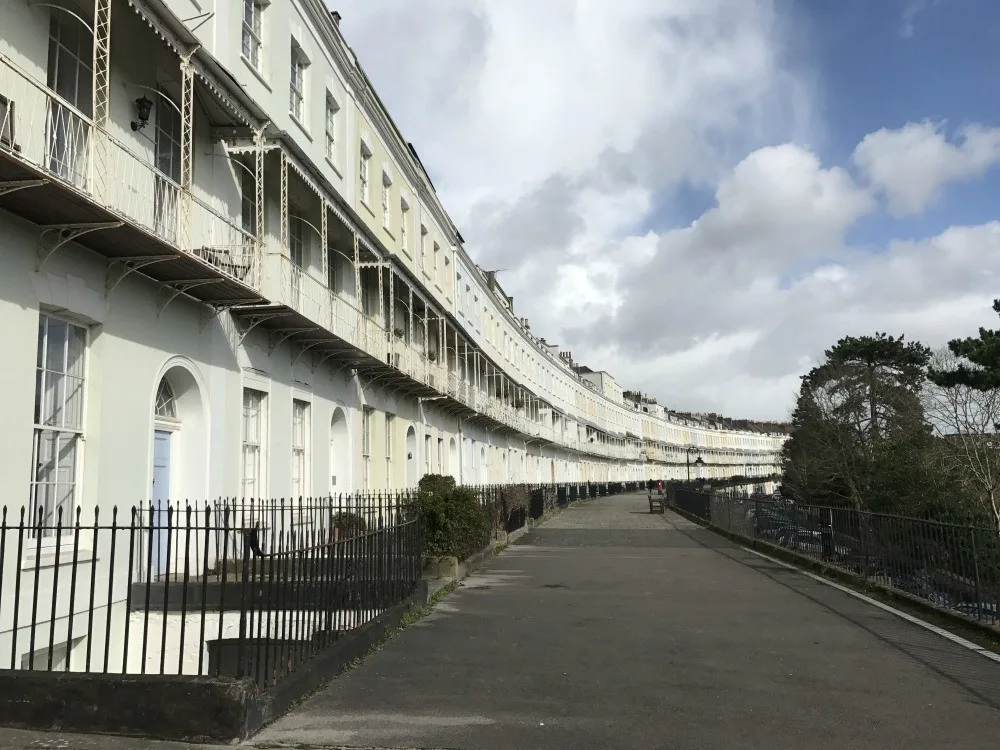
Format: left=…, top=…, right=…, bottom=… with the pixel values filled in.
left=331, top=10, right=342, bottom=26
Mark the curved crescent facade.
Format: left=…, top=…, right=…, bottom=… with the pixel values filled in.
left=0, top=0, right=787, bottom=513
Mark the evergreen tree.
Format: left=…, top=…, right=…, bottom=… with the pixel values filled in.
left=929, top=298, right=1000, bottom=391
left=783, top=333, right=931, bottom=510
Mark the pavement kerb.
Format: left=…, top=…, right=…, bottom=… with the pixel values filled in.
left=667, top=503, right=1000, bottom=657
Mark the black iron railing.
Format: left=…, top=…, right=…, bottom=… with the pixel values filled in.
left=0, top=493, right=421, bottom=689
left=0, top=480, right=647, bottom=687
left=671, top=491, right=1000, bottom=627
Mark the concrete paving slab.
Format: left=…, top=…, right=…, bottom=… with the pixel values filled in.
left=0, top=727, right=232, bottom=749
left=252, top=493, right=1000, bottom=749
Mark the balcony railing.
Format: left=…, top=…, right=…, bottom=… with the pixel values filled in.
left=0, top=54, right=258, bottom=288
left=271, top=256, right=390, bottom=362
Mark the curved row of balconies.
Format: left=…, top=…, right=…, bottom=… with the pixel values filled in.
left=0, top=45, right=783, bottom=472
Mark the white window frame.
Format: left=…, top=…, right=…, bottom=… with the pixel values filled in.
left=242, top=0, right=264, bottom=71
left=289, top=43, right=307, bottom=122
left=31, top=314, right=88, bottom=535
left=419, top=224, right=428, bottom=272
left=385, top=413, right=394, bottom=489
left=381, top=171, right=392, bottom=228
left=291, top=399, right=310, bottom=500
left=359, top=145, right=371, bottom=205
left=324, top=93, right=339, bottom=163
left=362, top=406, right=374, bottom=490
left=46, top=15, right=93, bottom=190
left=400, top=197, right=410, bottom=254
left=240, top=161, right=256, bottom=237
left=289, top=204, right=305, bottom=268
left=242, top=388, right=267, bottom=499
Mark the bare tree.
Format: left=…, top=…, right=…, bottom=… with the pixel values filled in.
left=923, top=347, right=1000, bottom=534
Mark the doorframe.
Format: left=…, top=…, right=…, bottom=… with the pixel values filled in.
left=151, top=426, right=175, bottom=579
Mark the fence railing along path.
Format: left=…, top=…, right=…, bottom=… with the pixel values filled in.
left=0, top=492, right=422, bottom=691
left=0, top=480, right=650, bottom=691
left=671, top=488, right=1000, bottom=628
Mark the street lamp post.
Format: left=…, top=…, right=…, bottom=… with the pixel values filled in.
left=686, top=446, right=704, bottom=483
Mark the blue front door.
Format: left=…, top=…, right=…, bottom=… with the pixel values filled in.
left=152, top=430, right=171, bottom=577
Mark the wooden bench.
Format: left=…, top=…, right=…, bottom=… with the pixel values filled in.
left=648, top=492, right=666, bottom=514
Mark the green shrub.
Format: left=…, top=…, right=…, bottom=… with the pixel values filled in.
left=419, top=474, right=490, bottom=560
left=500, top=484, right=530, bottom=518
left=331, top=510, right=367, bottom=538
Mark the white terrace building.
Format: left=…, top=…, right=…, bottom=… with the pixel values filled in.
left=0, top=0, right=787, bottom=522
left=0, top=0, right=787, bottom=674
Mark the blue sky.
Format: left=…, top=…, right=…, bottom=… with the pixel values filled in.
left=807, top=0, right=1000, bottom=243
left=649, top=0, right=1000, bottom=243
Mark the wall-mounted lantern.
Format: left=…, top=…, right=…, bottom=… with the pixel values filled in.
left=130, top=95, right=153, bottom=132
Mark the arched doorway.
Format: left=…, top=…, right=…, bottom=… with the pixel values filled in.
left=405, top=426, right=417, bottom=487
left=449, top=437, right=458, bottom=481
left=330, top=407, right=350, bottom=495
left=151, top=366, right=206, bottom=579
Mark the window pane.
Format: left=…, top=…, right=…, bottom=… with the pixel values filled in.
left=77, top=59, right=93, bottom=117
left=63, top=375, right=84, bottom=429
left=36, top=317, right=46, bottom=368
left=46, top=318, right=67, bottom=373
left=56, top=433, right=77, bottom=485
left=32, top=483, right=54, bottom=526
left=42, top=372, right=63, bottom=426
left=34, top=369, right=44, bottom=425
left=33, top=430, right=56, bottom=483
left=66, top=324, right=85, bottom=378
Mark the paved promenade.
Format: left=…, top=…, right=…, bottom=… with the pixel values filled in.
left=253, top=493, right=1000, bottom=749
left=4, top=492, right=1000, bottom=749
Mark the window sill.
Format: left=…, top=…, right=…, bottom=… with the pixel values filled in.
left=290, top=113, right=312, bottom=142
left=241, top=55, right=271, bottom=92
left=325, top=156, right=342, bottom=179
left=360, top=199, right=375, bottom=217
left=383, top=226, right=396, bottom=241
left=22, top=542, right=97, bottom=571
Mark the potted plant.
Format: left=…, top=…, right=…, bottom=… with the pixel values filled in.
left=427, top=350, right=437, bottom=362
left=393, top=327, right=405, bottom=339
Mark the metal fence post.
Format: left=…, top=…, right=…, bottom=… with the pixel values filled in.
left=236, top=536, right=251, bottom=680
left=970, top=528, right=983, bottom=621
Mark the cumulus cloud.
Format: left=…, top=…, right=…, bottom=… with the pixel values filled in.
left=331, top=1, right=1000, bottom=420
left=853, top=120, right=1000, bottom=216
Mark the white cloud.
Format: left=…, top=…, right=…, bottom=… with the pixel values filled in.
left=899, top=0, right=943, bottom=39
left=853, top=120, right=1000, bottom=216
left=330, top=2, right=1000, bottom=420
